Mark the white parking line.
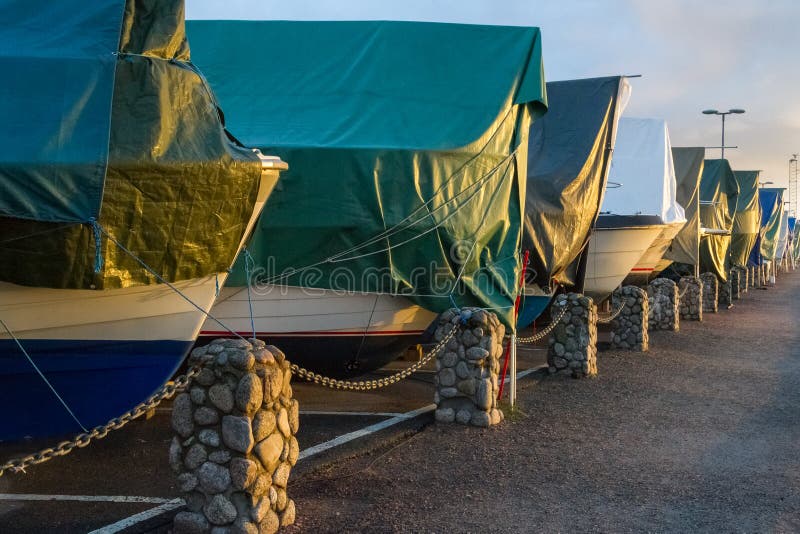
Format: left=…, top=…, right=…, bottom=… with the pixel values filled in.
left=0, top=494, right=172, bottom=504
left=299, top=410, right=407, bottom=417
left=87, top=498, right=184, bottom=534
left=298, top=403, right=436, bottom=461
left=87, top=366, right=545, bottom=531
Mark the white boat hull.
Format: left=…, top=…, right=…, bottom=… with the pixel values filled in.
left=583, top=225, right=663, bottom=302
left=201, top=287, right=438, bottom=375
left=630, top=221, right=686, bottom=281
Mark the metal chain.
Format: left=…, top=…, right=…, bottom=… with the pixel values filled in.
left=597, top=300, right=626, bottom=324
left=0, top=365, right=203, bottom=477
left=290, top=322, right=460, bottom=390
left=516, top=303, right=568, bottom=344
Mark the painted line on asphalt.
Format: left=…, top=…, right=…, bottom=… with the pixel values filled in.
left=0, top=494, right=172, bottom=504
left=298, top=403, right=436, bottom=461
left=300, top=410, right=407, bottom=417
left=87, top=498, right=184, bottom=534
left=87, top=365, right=545, bottom=532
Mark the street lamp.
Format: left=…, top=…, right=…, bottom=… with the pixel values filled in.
left=702, top=108, right=745, bottom=159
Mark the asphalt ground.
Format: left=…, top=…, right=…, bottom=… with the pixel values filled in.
left=0, top=329, right=548, bottom=532
left=286, top=272, right=800, bottom=532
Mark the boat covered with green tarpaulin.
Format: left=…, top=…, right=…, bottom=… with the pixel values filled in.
left=187, top=20, right=548, bottom=374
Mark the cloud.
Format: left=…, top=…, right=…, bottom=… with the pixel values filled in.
left=186, top=0, right=800, bottom=186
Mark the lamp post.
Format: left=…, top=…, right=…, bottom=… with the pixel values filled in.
left=702, top=108, right=745, bottom=159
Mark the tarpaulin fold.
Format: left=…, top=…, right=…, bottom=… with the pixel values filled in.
left=187, top=20, right=548, bottom=328
left=750, top=188, right=783, bottom=266
left=664, top=147, right=704, bottom=266
left=0, top=0, right=264, bottom=289
left=698, top=159, right=739, bottom=281
left=730, top=171, right=761, bottom=268
left=522, top=76, right=626, bottom=290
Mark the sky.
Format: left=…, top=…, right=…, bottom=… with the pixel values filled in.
left=187, top=0, right=800, bottom=194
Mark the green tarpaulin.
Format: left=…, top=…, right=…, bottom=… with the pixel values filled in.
left=522, top=76, right=625, bottom=291
left=0, top=0, right=265, bottom=289
left=760, top=188, right=785, bottom=261
left=730, top=171, right=761, bottom=267
left=187, top=20, right=548, bottom=328
left=699, top=159, right=739, bottom=281
left=664, top=147, right=704, bottom=266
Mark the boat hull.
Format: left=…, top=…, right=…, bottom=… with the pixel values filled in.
left=516, top=292, right=555, bottom=329
left=0, top=276, right=220, bottom=441
left=201, top=287, right=438, bottom=377
left=624, top=221, right=685, bottom=285
left=583, top=225, right=663, bottom=303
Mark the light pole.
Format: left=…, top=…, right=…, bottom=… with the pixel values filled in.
left=702, top=108, right=745, bottom=159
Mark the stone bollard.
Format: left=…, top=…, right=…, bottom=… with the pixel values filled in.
left=748, top=266, right=756, bottom=288
left=547, top=293, right=597, bottom=378
left=611, top=286, right=649, bottom=351
left=718, top=278, right=733, bottom=309
left=647, top=278, right=679, bottom=332
left=729, top=269, right=740, bottom=300
left=700, top=272, right=718, bottom=313
left=736, top=266, right=748, bottom=294
left=678, top=276, right=703, bottom=321
left=433, top=308, right=505, bottom=427
left=171, top=339, right=298, bottom=534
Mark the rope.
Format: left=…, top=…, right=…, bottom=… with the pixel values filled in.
left=0, top=319, right=88, bottom=433
left=516, top=303, right=568, bottom=344
left=0, top=364, right=201, bottom=477
left=597, top=300, right=626, bottom=324
left=291, top=320, right=459, bottom=391
left=258, top=144, right=519, bottom=284
left=243, top=249, right=257, bottom=339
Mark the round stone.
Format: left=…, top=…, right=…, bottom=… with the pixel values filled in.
left=177, top=472, right=198, bottom=493
left=288, top=400, right=299, bottom=434
left=189, top=387, right=207, bottom=405
left=209, top=450, right=231, bottom=464
left=235, top=373, right=263, bottom=414
left=455, top=409, right=471, bottom=424
left=272, top=462, right=291, bottom=488
left=229, top=457, right=258, bottom=490
left=171, top=393, right=194, bottom=438
left=263, top=369, right=283, bottom=401
left=277, top=408, right=291, bottom=437
left=197, top=461, right=231, bottom=494
left=259, top=510, right=280, bottom=534
left=280, top=499, right=296, bottom=527
left=254, top=433, right=283, bottom=472
left=184, top=443, right=208, bottom=470
left=229, top=350, right=255, bottom=371
left=222, top=415, right=255, bottom=454
left=194, top=406, right=220, bottom=426
left=204, top=494, right=237, bottom=525
left=438, top=368, right=456, bottom=387
left=199, top=429, right=221, bottom=448
left=173, top=511, right=209, bottom=534
left=209, top=384, right=234, bottom=413
left=252, top=410, right=276, bottom=442
left=435, top=408, right=455, bottom=423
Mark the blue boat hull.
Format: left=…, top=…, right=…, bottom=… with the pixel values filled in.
left=516, top=294, right=555, bottom=330
left=0, top=339, right=192, bottom=441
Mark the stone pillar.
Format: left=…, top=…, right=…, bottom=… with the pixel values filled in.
left=547, top=293, right=597, bottom=378
left=719, top=278, right=733, bottom=309
left=748, top=266, right=756, bottom=288
left=647, top=278, right=679, bottom=331
left=171, top=339, right=298, bottom=534
left=678, top=276, right=703, bottom=321
left=700, top=272, right=718, bottom=313
left=610, top=286, right=649, bottom=351
left=729, top=269, right=740, bottom=300
left=736, top=266, right=748, bottom=294
left=433, top=308, right=505, bottom=427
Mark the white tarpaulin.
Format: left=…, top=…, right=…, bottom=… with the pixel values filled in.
left=601, top=118, right=686, bottom=224
left=776, top=211, right=789, bottom=260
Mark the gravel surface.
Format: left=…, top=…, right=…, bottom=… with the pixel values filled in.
left=286, top=274, right=800, bottom=533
